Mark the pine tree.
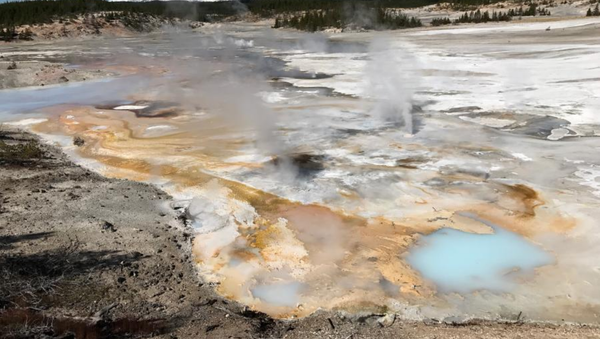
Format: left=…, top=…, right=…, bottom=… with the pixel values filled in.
left=482, top=10, right=490, bottom=22
left=594, top=3, right=600, bottom=15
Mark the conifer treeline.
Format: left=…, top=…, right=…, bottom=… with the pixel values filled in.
left=586, top=3, right=600, bottom=16
left=430, top=17, right=452, bottom=26
left=0, top=26, right=33, bottom=41
left=453, top=9, right=511, bottom=23
left=0, top=0, right=563, bottom=37
left=507, top=4, right=551, bottom=16
left=249, top=0, right=434, bottom=16
left=246, top=0, right=506, bottom=17
left=273, top=7, right=422, bottom=31
left=430, top=4, right=551, bottom=27
left=0, top=0, right=238, bottom=27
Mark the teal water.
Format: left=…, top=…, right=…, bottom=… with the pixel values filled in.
left=407, top=213, right=553, bottom=293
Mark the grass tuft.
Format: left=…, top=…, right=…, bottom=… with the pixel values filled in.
left=0, top=140, right=43, bottom=160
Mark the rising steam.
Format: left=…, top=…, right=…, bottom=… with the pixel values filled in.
left=365, top=39, right=420, bottom=134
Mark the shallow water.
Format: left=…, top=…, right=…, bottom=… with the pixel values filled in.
left=0, top=77, right=142, bottom=120
left=407, top=213, right=554, bottom=293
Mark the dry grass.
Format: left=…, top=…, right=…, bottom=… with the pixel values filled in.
left=0, top=140, right=43, bottom=160
left=0, top=239, right=81, bottom=310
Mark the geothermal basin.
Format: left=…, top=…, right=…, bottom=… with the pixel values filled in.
left=2, top=18, right=600, bottom=324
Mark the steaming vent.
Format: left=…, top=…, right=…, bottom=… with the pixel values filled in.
left=377, top=103, right=424, bottom=135
left=259, top=56, right=334, bottom=80
left=270, top=152, right=326, bottom=177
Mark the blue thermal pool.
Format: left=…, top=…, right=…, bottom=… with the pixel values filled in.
left=406, top=214, right=553, bottom=293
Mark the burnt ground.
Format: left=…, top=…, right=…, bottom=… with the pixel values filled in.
left=1, top=127, right=599, bottom=339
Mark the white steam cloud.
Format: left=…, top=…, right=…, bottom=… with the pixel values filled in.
left=365, top=38, right=420, bottom=134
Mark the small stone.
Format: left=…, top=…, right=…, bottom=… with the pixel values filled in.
left=442, top=315, right=469, bottom=324
left=73, top=136, right=85, bottom=146
left=205, top=324, right=219, bottom=333
left=102, top=221, right=117, bottom=232
left=423, top=318, right=439, bottom=325
left=377, top=313, right=396, bottom=327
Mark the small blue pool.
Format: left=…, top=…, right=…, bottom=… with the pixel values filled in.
left=406, top=213, right=553, bottom=293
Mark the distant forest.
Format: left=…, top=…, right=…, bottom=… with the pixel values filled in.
left=430, top=3, right=551, bottom=27
left=0, top=0, right=238, bottom=27
left=587, top=3, right=600, bottom=16
left=245, top=0, right=507, bottom=16
left=273, top=6, right=423, bottom=31
left=0, top=0, right=555, bottom=36
left=0, top=0, right=512, bottom=28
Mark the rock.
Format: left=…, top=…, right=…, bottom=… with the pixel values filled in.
left=102, top=221, right=117, bottom=232
left=377, top=313, right=396, bottom=327
left=59, top=76, right=70, bottom=83
left=423, top=318, right=440, bottom=325
left=73, top=136, right=85, bottom=147
left=170, top=200, right=189, bottom=211
left=205, top=324, right=219, bottom=332
left=57, top=333, right=76, bottom=339
left=7, top=61, right=17, bottom=70
left=442, top=315, right=470, bottom=324
left=189, top=21, right=204, bottom=29
left=354, top=314, right=380, bottom=326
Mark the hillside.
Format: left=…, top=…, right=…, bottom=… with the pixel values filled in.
left=0, top=0, right=596, bottom=39
left=0, top=0, right=236, bottom=41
